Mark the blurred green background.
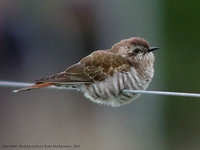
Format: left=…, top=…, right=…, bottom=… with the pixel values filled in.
left=0, top=0, right=200, bottom=150
left=164, top=0, right=200, bottom=149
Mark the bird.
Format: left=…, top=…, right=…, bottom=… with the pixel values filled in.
left=14, top=37, right=159, bottom=107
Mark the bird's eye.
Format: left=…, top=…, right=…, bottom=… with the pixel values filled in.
left=134, top=48, right=140, bottom=53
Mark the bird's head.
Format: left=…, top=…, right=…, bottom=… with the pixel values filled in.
left=111, top=37, right=159, bottom=68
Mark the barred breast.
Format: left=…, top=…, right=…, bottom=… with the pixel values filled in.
left=81, top=67, right=154, bottom=107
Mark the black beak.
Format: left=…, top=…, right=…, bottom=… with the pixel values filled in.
left=148, top=47, right=159, bottom=52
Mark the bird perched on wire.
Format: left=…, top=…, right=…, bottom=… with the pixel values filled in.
left=14, top=37, right=159, bottom=107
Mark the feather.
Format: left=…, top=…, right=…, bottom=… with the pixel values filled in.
left=35, top=50, right=131, bottom=84
left=13, top=83, right=55, bottom=92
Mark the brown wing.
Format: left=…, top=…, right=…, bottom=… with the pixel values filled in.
left=35, top=63, right=92, bottom=84
left=35, top=50, right=131, bottom=84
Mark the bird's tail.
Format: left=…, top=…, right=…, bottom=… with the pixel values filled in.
left=13, top=82, right=55, bottom=93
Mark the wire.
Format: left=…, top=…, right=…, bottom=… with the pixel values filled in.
left=0, top=81, right=76, bottom=91
left=123, top=90, right=200, bottom=98
left=0, top=80, right=200, bottom=98
left=0, top=81, right=33, bottom=87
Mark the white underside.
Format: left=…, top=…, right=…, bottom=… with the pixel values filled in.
left=80, top=67, right=154, bottom=107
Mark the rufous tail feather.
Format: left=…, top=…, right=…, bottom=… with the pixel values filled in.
left=13, top=83, right=55, bottom=93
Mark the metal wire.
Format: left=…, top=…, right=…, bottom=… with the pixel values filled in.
left=123, top=90, right=200, bottom=98
left=0, top=81, right=76, bottom=91
left=0, top=80, right=200, bottom=98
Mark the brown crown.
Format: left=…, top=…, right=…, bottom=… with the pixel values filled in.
left=112, top=37, right=150, bottom=49
left=129, top=37, right=150, bottom=48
